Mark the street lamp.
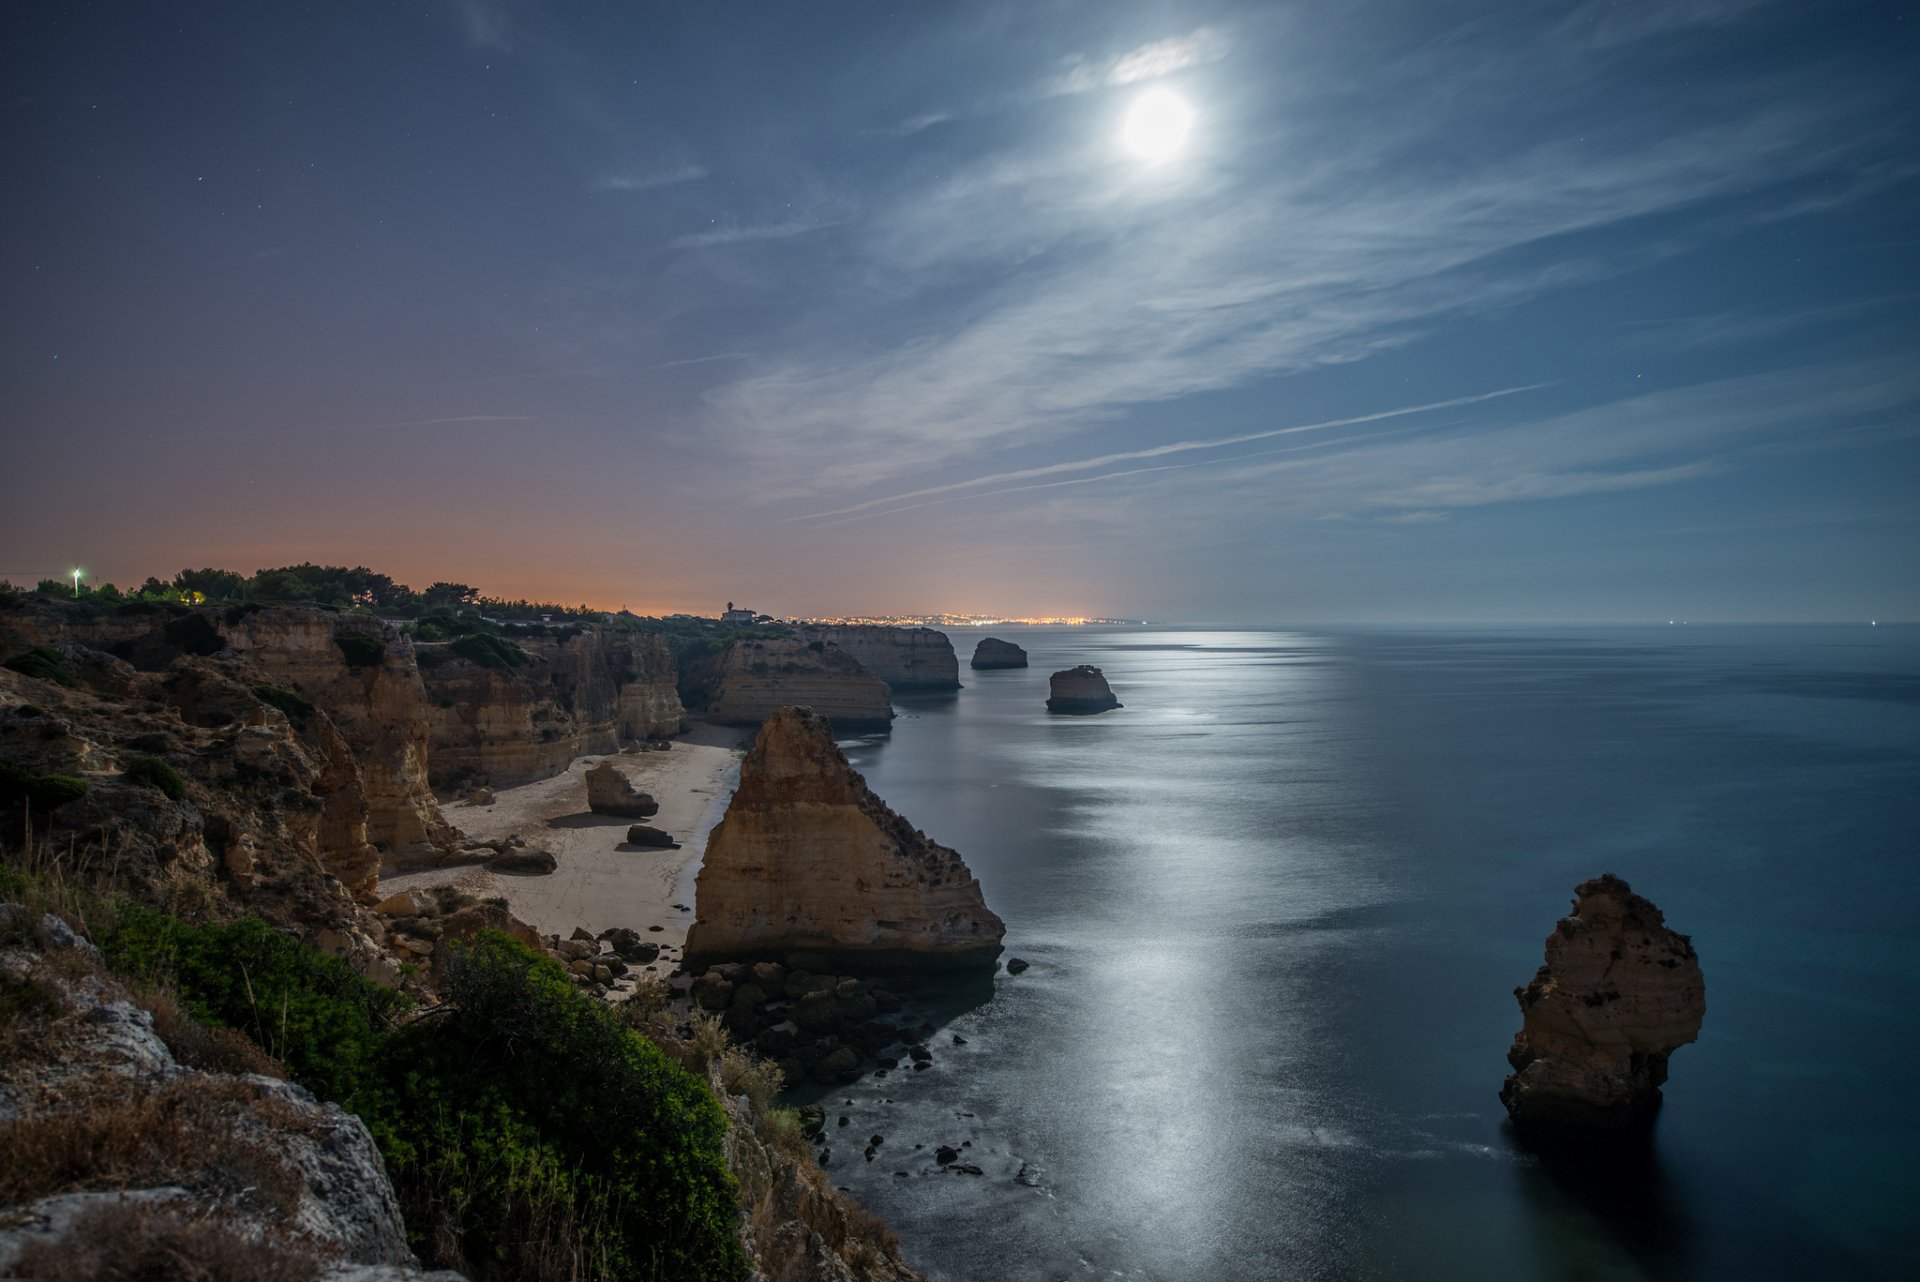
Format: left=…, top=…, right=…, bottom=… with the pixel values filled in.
left=70, top=568, right=82, bottom=596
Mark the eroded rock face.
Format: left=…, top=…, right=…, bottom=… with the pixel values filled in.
left=686, top=707, right=1003, bottom=970
left=419, top=628, right=684, bottom=789
left=1501, top=874, right=1705, bottom=1129
left=702, top=639, right=894, bottom=732
left=1046, top=665, right=1121, bottom=713
left=796, top=625, right=960, bottom=690
left=970, top=637, right=1028, bottom=670
left=584, top=761, right=659, bottom=817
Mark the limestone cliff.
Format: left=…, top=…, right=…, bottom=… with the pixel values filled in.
left=970, top=636, right=1028, bottom=669
left=1046, top=664, right=1121, bottom=713
left=796, top=626, right=961, bottom=690
left=703, top=639, right=894, bottom=732
left=418, top=627, right=684, bottom=789
left=1501, top=874, right=1705, bottom=1129
left=686, top=707, right=1004, bottom=970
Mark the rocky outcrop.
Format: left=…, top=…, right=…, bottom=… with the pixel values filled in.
left=703, top=639, right=894, bottom=732
left=418, top=628, right=684, bottom=790
left=1501, top=874, right=1705, bottom=1130
left=225, top=609, right=453, bottom=858
left=585, top=761, right=659, bottom=817
left=687, top=707, right=1004, bottom=970
left=796, top=625, right=960, bottom=691
left=969, top=637, right=1028, bottom=670
left=0, top=913, right=457, bottom=1280
left=1046, top=664, right=1121, bottom=713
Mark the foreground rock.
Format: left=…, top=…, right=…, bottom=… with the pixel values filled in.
left=687, top=707, right=1004, bottom=970
left=1501, top=874, right=1705, bottom=1130
left=970, top=637, right=1028, bottom=670
left=797, top=625, right=961, bottom=690
left=1046, top=664, right=1121, bottom=714
left=701, top=638, right=895, bottom=732
left=584, top=760, right=659, bottom=817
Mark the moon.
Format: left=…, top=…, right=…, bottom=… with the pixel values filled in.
left=1121, top=87, right=1195, bottom=161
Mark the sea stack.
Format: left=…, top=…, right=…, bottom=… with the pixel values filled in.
left=1046, top=665, right=1121, bottom=713
left=685, top=706, right=1005, bottom=970
left=1501, top=874, right=1705, bottom=1130
left=796, top=624, right=962, bottom=690
left=583, top=760, right=659, bottom=817
left=970, top=637, right=1028, bottom=670
left=702, top=637, right=895, bottom=732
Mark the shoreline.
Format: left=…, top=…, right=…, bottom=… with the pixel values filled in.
left=380, top=721, right=746, bottom=951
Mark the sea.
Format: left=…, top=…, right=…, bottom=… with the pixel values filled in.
left=807, top=624, right=1919, bottom=1282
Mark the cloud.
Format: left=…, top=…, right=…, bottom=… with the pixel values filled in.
left=659, top=352, right=750, bottom=369
left=589, top=165, right=709, bottom=193
left=1050, top=27, right=1230, bottom=95
left=448, top=0, right=514, bottom=51
left=671, top=220, right=827, bottom=249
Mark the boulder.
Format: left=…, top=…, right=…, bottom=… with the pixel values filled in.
left=969, top=637, right=1028, bottom=670
left=486, top=848, right=557, bottom=875
left=584, top=762, right=658, bottom=818
left=1045, top=665, right=1121, bottom=714
left=1500, top=874, right=1705, bottom=1130
left=624, top=824, right=678, bottom=848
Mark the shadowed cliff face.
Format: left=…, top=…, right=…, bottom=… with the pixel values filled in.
left=418, top=629, right=684, bottom=789
left=1502, top=874, right=1705, bottom=1129
left=796, top=626, right=961, bottom=691
left=702, top=639, right=895, bottom=732
left=687, top=707, right=1004, bottom=970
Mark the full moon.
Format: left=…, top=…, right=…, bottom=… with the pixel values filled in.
left=1121, top=87, right=1194, bottom=160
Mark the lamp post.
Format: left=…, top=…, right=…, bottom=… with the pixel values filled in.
left=70, top=568, right=82, bottom=597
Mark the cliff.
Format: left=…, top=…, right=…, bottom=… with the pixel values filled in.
left=704, top=639, right=894, bottom=732
left=686, top=707, right=1004, bottom=970
left=970, top=636, right=1028, bottom=669
left=418, top=627, right=684, bottom=789
left=796, top=626, right=961, bottom=691
left=1046, top=664, right=1121, bottom=713
left=224, top=609, right=453, bottom=858
left=1501, top=874, right=1706, bottom=1129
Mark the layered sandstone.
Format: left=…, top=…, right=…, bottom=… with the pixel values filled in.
left=796, top=625, right=961, bottom=690
left=686, top=707, right=1004, bottom=970
left=225, top=609, right=453, bottom=856
left=970, top=637, right=1028, bottom=669
left=1501, top=874, right=1705, bottom=1129
left=702, top=639, right=894, bottom=731
left=1046, top=664, right=1121, bottom=713
left=418, top=628, right=684, bottom=789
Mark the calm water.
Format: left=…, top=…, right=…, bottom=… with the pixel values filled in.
left=813, top=626, right=1919, bottom=1282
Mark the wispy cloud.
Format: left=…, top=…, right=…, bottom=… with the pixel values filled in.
left=1050, top=26, right=1231, bottom=95
left=589, top=164, right=708, bottom=193
left=671, top=220, right=827, bottom=249
left=660, top=352, right=750, bottom=369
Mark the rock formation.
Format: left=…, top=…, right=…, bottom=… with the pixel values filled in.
left=970, top=636, right=1028, bottom=669
left=1501, top=874, right=1705, bottom=1129
left=796, top=625, right=961, bottom=690
left=584, top=761, right=659, bottom=817
left=418, top=627, right=683, bottom=789
left=702, top=638, right=894, bottom=732
left=1046, top=664, right=1121, bottom=713
left=686, top=707, right=1004, bottom=970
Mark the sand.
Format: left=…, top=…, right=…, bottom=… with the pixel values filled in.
left=380, top=722, right=747, bottom=948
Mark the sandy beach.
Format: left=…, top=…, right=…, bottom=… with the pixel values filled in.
left=381, top=722, right=746, bottom=949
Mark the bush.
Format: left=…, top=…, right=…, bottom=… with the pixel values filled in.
left=123, top=755, right=187, bottom=801
left=252, top=685, right=315, bottom=726
left=449, top=632, right=528, bottom=671
left=11, top=1200, right=319, bottom=1282
left=335, top=634, right=385, bottom=669
left=4, top=645, right=77, bottom=688
left=0, top=760, right=89, bottom=810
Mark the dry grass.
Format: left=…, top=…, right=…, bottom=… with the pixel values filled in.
left=10, top=1197, right=320, bottom=1282
left=139, top=982, right=285, bottom=1078
left=0, top=1073, right=308, bottom=1216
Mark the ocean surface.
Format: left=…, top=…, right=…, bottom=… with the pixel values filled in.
left=809, top=625, right=1919, bottom=1282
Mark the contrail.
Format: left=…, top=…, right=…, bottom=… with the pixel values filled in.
left=787, top=383, right=1551, bottom=525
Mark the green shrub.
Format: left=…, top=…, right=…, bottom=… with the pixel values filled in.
left=123, top=755, right=187, bottom=801
left=252, top=685, right=315, bottom=726
left=4, top=646, right=76, bottom=688
left=335, top=634, right=385, bottom=669
left=0, top=760, right=90, bottom=810
left=450, top=633, right=528, bottom=671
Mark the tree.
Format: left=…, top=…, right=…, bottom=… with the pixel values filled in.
left=173, top=568, right=247, bottom=601
left=421, top=581, right=479, bottom=607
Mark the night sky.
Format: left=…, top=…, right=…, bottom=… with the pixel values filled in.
left=4, top=1, right=1916, bottom=621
